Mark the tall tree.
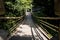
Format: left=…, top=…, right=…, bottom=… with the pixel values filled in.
left=16, top=0, right=32, bottom=13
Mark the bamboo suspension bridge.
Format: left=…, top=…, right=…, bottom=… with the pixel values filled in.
left=0, top=12, right=59, bottom=40
left=0, top=0, right=60, bottom=40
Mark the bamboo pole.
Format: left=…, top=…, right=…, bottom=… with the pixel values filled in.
left=32, top=13, right=60, bottom=20
left=0, top=16, right=24, bottom=19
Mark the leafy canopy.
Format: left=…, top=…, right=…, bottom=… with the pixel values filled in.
left=16, top=0, right=32, bottom=10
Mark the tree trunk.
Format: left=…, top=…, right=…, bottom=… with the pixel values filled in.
left=0, top=0, right=5, bottom=15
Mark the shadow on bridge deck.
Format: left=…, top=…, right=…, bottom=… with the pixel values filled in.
left=9, top=35, right=32, bottom=40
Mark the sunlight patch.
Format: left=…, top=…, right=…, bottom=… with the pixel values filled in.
left=0, top=37, right=3, bottom=40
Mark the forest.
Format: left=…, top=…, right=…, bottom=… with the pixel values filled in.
left=0, top=0, right=60, bottom=40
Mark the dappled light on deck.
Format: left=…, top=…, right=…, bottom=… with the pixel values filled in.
left=8, top=12, right=47, bottom=40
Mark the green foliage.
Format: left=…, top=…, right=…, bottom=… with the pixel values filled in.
left=0, top=0, right=32, bottom=32
left=0, top=19, right=17, bottom=30
left=16, top=0, right=32, bottom=9
left=4, top=0, right=32, bottom=17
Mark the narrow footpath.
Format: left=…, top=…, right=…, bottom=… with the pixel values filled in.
left=8, top=12, right=47, bottom=40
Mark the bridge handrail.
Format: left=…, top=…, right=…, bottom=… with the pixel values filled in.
left=40, top=21, right=58, bottom=32
left=38, top=20, right=59, bottom=29
left=36, top=17, right=60, bottom=20
left=35, top=24, right=53, bottom=39
left=32, top=14, right=59, bottom=35
left=9, top=15, right=24, bottom=33
left=0, top=16, right=25, bottom=19
left=33, top=15, right=60, bottom=32
left=32, top=13, right=60, bottom=20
